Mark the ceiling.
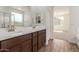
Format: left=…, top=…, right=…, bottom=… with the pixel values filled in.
left=10, top=6, right=47, bottom=13
left=10, top=6, right=31, bottom=11
left=9, top=6, right=69, bottom=16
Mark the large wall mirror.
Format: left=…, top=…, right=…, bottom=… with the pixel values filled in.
left=0, top=6, right=45, bottom=28
left=0, top=11, right=24, bottom=28
left=0, top=7, right=24, bottom=28
left=11, top=12, right=24, bottom=26
left=0, top=12, right=10, bottom=28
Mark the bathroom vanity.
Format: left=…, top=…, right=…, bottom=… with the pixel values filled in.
left=0, top=6, right=46, bottom=52
left=0, top=28, right=46, bottom=52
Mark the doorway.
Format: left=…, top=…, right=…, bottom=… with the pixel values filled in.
left=53, top=6, right=70, bottom=40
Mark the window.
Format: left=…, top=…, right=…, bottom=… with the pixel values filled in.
left=54, top=16, right=64, bottom=26
left=11, top=12, right=23, bottom=26
left=54, top=16, right=64, bottom=32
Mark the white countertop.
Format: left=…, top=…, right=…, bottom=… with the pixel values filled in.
left=0, top=25, right=46, bottom=41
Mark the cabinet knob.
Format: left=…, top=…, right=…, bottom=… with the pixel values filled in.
left=0, top=49, right=9, bottom=52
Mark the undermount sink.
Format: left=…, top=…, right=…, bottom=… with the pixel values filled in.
left=8, top=31, right=23, bottom=36
left=0, top=31, right=23, bottom=37
left=8, top=31, right=22, bottom=34
left=10, top=32, right=23, bottom=36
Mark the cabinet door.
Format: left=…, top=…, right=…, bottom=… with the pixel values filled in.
left=41, top=30, right=46, bottom=46
left=21, top=39, right=32, bottom=52
left=10, top=45, right=21, bottom=52
left=1, top=36, right=22, bottom=52
left=37, top=30, right=46, bottom=50
left=37, top=31, right=43, bottom=50
left=32, top=32, right=38, bottom=52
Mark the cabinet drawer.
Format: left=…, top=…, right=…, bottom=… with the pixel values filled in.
left=25, top=34, right=32, bottom=39
left=32, top=32, right=37, bottom=37
left=38, top=30, right=46, bottom=34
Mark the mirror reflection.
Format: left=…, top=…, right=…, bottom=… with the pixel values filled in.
left=0, top=12, right=10, bottom=28
left=0, top=6, right=45, bottom=30
left=11, top=12, right=24, bottom=26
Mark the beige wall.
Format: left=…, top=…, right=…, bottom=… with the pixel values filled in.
left=53, top=7, right=70, bottom=32
left=63, top=14, right=70, bottom=31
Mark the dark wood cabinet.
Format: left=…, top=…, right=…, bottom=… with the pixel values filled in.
left=0, top=29, right=46, bottom=52
left=37, top=30, right=46, bottom=50
left=0, top=34, right=32, bottom=52
left=21, top=34, right=32, bottom=52
left=10, top=44, right=21, bottom=52
left=32, top=32, right=38, bottom=52
left=21, top=39, right=32, bottom=52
